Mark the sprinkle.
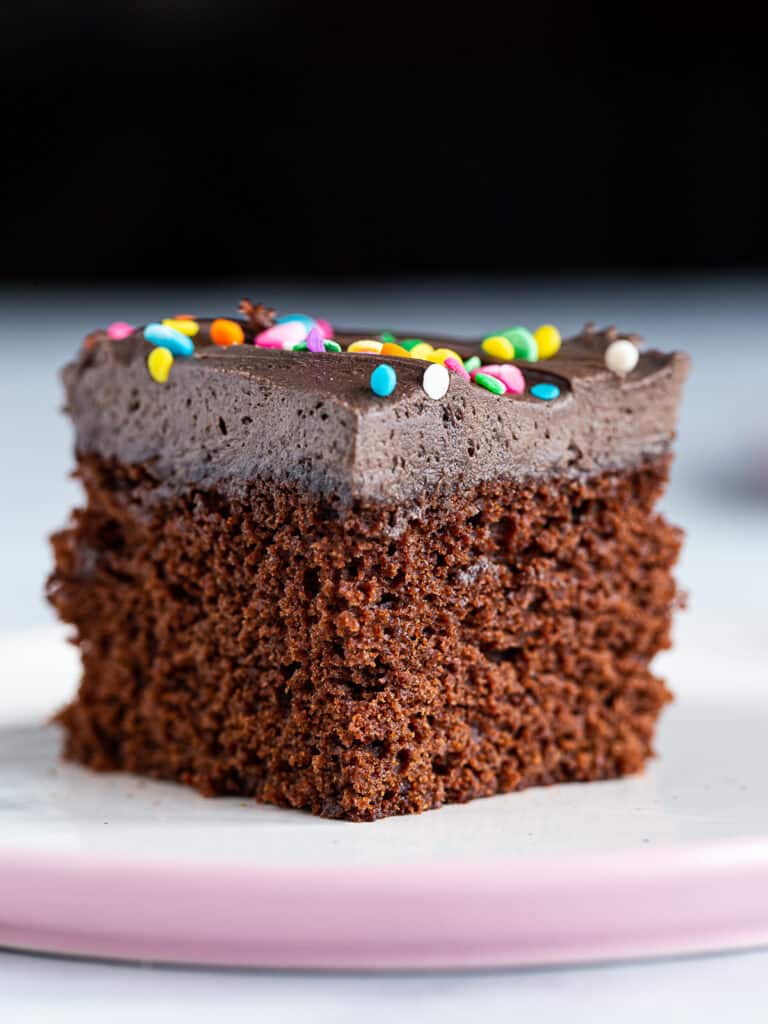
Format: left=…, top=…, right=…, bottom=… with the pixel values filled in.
left=605, top=339, right=639, bottom=376
left=381, top=342, right=412, bottom=358
left=348, top=339, right=384, bottom=353
left=471, top=363, right=500, bottom=378
left=481, top=335, right=515, bottom=361
left=162, top=317, right=199, bottom=338
left=530, top=382, right=560, bottom=401
left=444, top=356, right=470, bottom=380
left=147, top=346, right=174, bottom=383
left=471, top=364, right=516, bottom=393
left=370, top=363, right=397, bottom=397
left=306, top=327, right=325, bottom=352
left=474, top=372, right=505, bottom=395
left=422, top=363, right=450, bottom=400
left=107, top=321, right=134, bottom=340
left=502, top=326, right=539, bottom=361
left=428, top=347, right=463, bottom=366
left=275, top=313, right=333, bottom=339
left=144, top=323, right=194, bottom=357
left=534, top=324, right=561, bottom=360
left=276, top=313, right=315, bottom=330
left=380, top=331, right=396, bottom=343
left=494, top=364, right=526, bottom=394
left=292, top=342, right=309, bottom=351
left=408, top=342, right=435, bottom=360
left=255, top=322, right=305, bottom=348
left=463, top=355, right=482, bottom=373
left=399, top=338, right=424, bottom=350
left=323, top=339, right=342, bottom=353
left=210, top=318, right=245, bottom=347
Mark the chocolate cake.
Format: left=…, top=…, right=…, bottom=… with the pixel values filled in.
left=48, top=306, right=689, bottom=821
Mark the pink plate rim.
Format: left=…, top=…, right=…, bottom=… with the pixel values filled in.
left=2, top=836, right=768, bottom=969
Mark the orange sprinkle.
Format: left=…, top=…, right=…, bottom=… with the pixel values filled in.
left=380, top=342, right=412, bottom=359
left=210, top=318, right=245, bottom=347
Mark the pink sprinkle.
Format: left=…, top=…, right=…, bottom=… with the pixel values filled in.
left=255, top=321, right=306, bottom=348
left=315, top=318, right=334, bottom=339
left=306, top=326, right=325, bottom=352
left=494, top=364, right=526, bottom=394
left=444, top=356, right=470, bottom=380
left=107, top=321, right=134, bottom=340
left=469, top=363, right=526, bottom=394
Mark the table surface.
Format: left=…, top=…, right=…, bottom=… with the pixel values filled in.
left=2, top=275, right=767, bottom=1020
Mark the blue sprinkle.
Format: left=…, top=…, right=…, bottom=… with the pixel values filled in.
left=530, top=382, right=560, bottom=401
left=370, top=363, right=397, bottom=397
left=144, top=323, right=195, bottom=357
left=276, top=313, right=316, bottom=330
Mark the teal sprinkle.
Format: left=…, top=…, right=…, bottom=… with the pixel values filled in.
left=530, top=382, right=560, bottom=401
left=143, top=322, right=194, bottom=357
left=370, top=363, right=397, bottom=397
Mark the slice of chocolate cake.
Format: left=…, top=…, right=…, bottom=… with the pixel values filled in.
left=48, top=306, right=689, bottom=821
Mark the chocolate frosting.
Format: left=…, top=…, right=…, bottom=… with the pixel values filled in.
left=62, top=318, right=689, bottom=506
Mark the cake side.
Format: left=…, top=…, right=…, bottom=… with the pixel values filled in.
left=49, top=451, right=681, bottom=821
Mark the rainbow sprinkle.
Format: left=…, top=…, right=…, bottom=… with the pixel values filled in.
left=128, top=302, right=565, bottom=405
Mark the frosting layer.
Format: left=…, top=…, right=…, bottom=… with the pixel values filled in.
left=63, top=320, right=689, bottom=505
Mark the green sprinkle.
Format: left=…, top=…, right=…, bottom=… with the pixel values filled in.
left=379, top=331, right=396, bottom=343
left=474, top=372, right=505, bottom=395
left=501, top=326, right=539, bottom=362
left=292, top=342, right=309, bottom=351
left=399, top=338, right=424, bottom=351
left=323, top=339, right=342, bottom=352
left=463, top=355, right=482, bottom=372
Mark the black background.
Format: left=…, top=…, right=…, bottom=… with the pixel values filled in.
left=2, top=2, right=768, bottom=279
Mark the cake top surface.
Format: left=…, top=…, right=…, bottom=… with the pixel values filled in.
left=64, top=302, right=689, bottom=506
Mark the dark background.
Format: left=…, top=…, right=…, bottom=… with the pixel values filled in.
left=2, top=2, right=768, bottom=279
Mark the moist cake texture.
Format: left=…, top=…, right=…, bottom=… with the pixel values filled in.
left=48, top=307, right=689, bottom=820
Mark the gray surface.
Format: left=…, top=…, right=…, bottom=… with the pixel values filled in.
left=1, top=276, right=767, bottom=1018
left=2, top=947, right=768, bottom=1024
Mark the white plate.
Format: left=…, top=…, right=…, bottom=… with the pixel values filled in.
left=1, top=623, right=767, bottom=968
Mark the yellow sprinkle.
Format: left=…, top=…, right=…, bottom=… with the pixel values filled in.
left=427, top=347, right=463, bottom=366
left=534, top=324, right=561, bottom=360
left=147, top=346, right=174, bottom=383
left=162, top=317, right=199, bottom=337
left=408, top=342, right=435, bottom=360
left=481, top=335, right=515, bottom=361
left=347, top=339, right=384, bottom=353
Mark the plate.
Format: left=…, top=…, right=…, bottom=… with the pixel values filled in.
left=1, top=624, right=767, bottom=969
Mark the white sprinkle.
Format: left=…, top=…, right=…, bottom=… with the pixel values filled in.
left=605, top=339, right=639, bottom=376
left=422, top=362, right=450, bottom=400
